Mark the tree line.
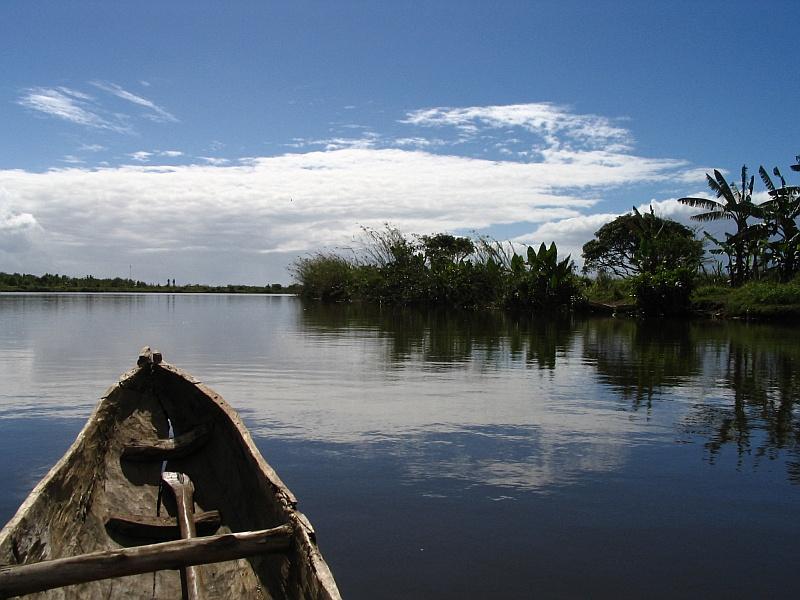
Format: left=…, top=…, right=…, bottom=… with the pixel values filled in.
left=0, top=272, right=299, bottom=294
left=294, top=155, right=800, bottom=317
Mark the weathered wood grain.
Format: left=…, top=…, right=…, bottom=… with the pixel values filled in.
left=0, top=352, right=342, bottom=599
left=122, top=422, right=213, bottom=461
left=0, top=526, right=293, bottom=598
left=162, top=472, right=203, bottom=599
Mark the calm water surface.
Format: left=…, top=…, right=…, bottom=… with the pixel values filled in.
left=1, top=293, right=798, bottom=599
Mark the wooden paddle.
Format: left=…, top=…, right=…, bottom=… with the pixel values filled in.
left=162, top=471, right=203, bottom=600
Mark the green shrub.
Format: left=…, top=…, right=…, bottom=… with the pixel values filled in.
left=291, top=254, right=356, bottom=301
left=504, top=243, right=579, bottom=310
left=630, top=267, right=695, bottom=316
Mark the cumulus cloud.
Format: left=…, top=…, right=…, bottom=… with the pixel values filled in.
left=0, top=141, right=694, bottom=283
left=5, top=101, right=715, bottom=282
left=0, top=195, right=41, bottom=267
left=512, top=213, right=620, bottom=267
left=0, top=209, right=38, bottom=234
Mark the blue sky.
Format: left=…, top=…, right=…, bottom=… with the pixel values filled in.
left=2, top=1, right=799, bottom=284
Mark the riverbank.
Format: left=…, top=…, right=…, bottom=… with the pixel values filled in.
left=690, top=281, right=800, bottom=319
left=582, top=280, right=800, bottom=320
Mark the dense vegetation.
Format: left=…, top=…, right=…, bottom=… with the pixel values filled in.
left=294, top=156, right=800, bottom=318
left=292, top=228, right=581, bottom=311
left=0, top=272, right=298, bottom=294
left=678, top=162, right=800, bottom=285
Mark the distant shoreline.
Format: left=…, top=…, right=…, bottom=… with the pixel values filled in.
left=0, top=272, right=300, bottom=295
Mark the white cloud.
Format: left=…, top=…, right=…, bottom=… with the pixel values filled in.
left=513, top=213, right=620, bottom=266
left=392, top=137, right=449, bottom=148
left=91, top=81, right=178, bottom=123
left=286, top=133, right=380, bottom=151
left=128, top=151, right=153, bottom=162
left=0, top=209, right=38, bottom=233
left=197, top=156, right=230, bottom=166
left=17, top=87, right=130, bottom=133
left=79, top=143, right=107, bottom=152
left=18, top=82, right=176, bottom=134
left=403, top=102, right=632, bottom=151
left=127, top=149, right=183, bottom=162
left=0, top=143, right=691, bottom=283
left=0, top=196, right=41, bottom=267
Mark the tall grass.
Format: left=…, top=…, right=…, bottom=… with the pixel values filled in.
left=292, top=227, right=580, bottom=310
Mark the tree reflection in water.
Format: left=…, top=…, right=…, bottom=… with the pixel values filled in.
left=298, top=300, right=800, bottom=483
left=298, top=300, right=575, bottom=370
left=580, top=318, right=701, bottom=411
left=683, top=323, right=800, bottom=482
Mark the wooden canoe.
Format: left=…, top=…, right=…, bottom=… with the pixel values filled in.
left=0, top=348, right=341, bottom=599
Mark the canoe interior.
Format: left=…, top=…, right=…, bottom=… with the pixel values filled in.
left=0, top=362, right=340, bottom=599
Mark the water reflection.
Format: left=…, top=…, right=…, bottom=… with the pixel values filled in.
left=582, top=318, right=701, bottom=410
left=2, top=294, right=800, bottom=598
left=298, top=301, right=576, bottom=370
left=682, top=323, right=800, bottom=482
left=299, top=301, right=800, bottom=484
left=397, top=424, right=629, bottom=494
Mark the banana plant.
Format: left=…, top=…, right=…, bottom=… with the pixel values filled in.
left=759, top=166, right=800, bottom=281
left=506, top=242, right=577, bottom=309
left=679, top=166, right=763, bottom=286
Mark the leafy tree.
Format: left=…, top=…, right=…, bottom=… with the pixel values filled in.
left=582, top=208, right=702, bottom=278
left=420, top=233, right=475, bottom=268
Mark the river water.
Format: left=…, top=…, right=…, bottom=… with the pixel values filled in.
left=0, top=293, right=798, bottom=598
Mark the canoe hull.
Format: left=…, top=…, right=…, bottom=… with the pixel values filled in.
left=0, top=359, right=340, bottom=599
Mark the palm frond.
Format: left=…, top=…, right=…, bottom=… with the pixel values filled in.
left=690, top=211, right=730, bottom=223
left=705, top=172, right=722, bottom=197
left=678, top=196, right=722, bottom=210
left=773, top=167, right=787, bottom=188
left=759, top=166, right=776, bottom=194
left=713, top=170, right=736, bottom=203
left=784, top=185, right=800, bottom=195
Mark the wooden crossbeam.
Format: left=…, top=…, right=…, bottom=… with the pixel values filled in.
left=106, top=510, right=222, bottom=539
left=0, top=525, right=293, bottom=598
left=122, top=422, right=213, bottom=461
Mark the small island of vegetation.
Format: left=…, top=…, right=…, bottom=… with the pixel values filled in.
left=293, top=157, right=800, bottom=319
